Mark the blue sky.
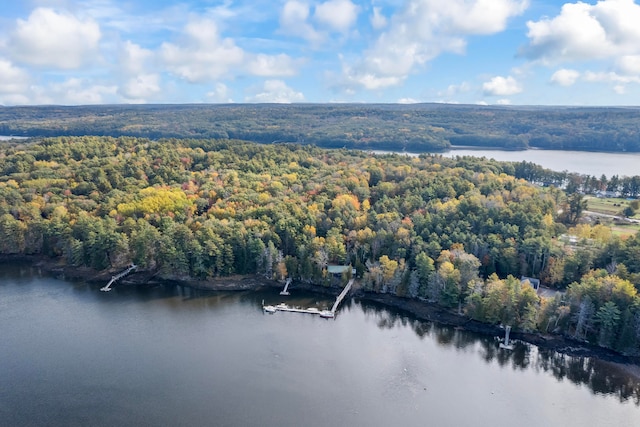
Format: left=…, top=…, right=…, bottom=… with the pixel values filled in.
left=1, top=0, right=639, bottom=105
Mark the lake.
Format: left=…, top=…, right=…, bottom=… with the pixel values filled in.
left=1, top=265, right=639, bottom=426
left=2, top=134, right=636, bottom=177
left=0, top=135, right=28, bottom=141
left=375, top=149, right=640, bottom=177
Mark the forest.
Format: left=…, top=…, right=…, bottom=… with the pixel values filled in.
left=2, top=103, right=640, bottom=152
left=1, top=136, right=640, bottom=355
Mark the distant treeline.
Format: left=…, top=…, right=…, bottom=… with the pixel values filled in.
left=1, top=104, right=639, bottom=152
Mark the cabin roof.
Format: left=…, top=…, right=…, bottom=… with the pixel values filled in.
left=327, top=265, right=350, bottom=274
left=520, top=276, right=540, bottom=289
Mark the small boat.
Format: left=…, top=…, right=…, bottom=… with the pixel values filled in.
left=263, top=305, right=277, bottom=314
left=275, top=303, right=289, bottom=310
left=319, top=310, right=334, bottom=318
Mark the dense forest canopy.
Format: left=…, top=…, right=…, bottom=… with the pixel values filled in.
left=1, top=104, right=640, bottom=152
left=2, top=136, right=640, bottom=355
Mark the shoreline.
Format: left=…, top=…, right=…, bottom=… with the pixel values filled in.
left=4, top=254, right=639, bottom=369
left=361, top=293, right=639, bottom=368
left=374, top=145, right=640, bottom=156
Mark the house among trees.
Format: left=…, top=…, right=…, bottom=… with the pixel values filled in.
left=596, top=190, right=619, bottom=198
left=520, top=276, right=540, bottom=291
left=327, top=265, right=355, bottom=278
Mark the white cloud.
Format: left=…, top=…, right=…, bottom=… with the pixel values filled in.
left=438, top=81, right=471, bottom=97
left=371, top=7, right=387, bottom=30
left=523, top=0, right=640, bottom=63
left=8, top=8, right=101, bottom=69
left=119, top=41, right=154, bottom=76
left=447, top=0, right=529, bottom=34
left=127, top=14, right=302, bottom=84
left=115, top=41, right=160, bottom=103
left=161, top=17, right=244, bottom=83
left=550, top=69, right=580, bottom=86
left=42, top=78, right=118, bottom=105
left=279, top=0, right=322, bottom=42
left=315, top=0, right=359, bottom=33
left=580, top=70, right=640, bottom=96
left=0, top=94, right=31, bottom=106
left=87, top=2, right=192, bottom=35
left=0, top=59, right=30, bottom=94
left=613, top=84, right=626, bottom=95
left=482, top=75, right=522, bottom=96
left=495, top=98, right=512, bottom=105
left=246, top=80, right=304, bottom=103
left=341, top=63, right=402, bottom=89
left=341, top=0, right=528, bottom=90
left=120, top=74, right=161, bottom=101
left=617, top=55, right=640, bottom=75
left=583, top=71, right=640, bottom=84
left=398, top=97, right=420, bottom=104
left=592, top=0, right=640, bottom=46
left=523, top=2, right=640, bottom=97
left=207, top=83, right=234, bottom=103
left=247, top=53, right=301, bottom=77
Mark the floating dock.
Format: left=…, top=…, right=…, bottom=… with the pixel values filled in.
left=499, top=325, right=514, bottom=350
left=262, top=303, right=332, bottom=317
left=263, top=279, right=354, bottom=318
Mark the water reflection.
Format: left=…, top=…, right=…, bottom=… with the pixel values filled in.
left=3, top=262, right=639, bottom=408
left=357, top=298, right=640, bottom=405
left=536, top=351, right=640, bottom=405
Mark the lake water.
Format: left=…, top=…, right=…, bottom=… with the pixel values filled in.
left=1, top=265, right=639, bottom=426
left=1, top=135, right=636, bottom=177
left=0, top=135, right=28, bottom=141
left=375, top=149, right=640, bottom=177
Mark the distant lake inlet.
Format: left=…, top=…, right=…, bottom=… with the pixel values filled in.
left=374, top=148, right=640, bottom=177
left=0, top=135, right=28, bottom=141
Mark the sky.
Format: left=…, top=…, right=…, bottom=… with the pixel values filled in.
left=1, top=0, right=640, bottom=106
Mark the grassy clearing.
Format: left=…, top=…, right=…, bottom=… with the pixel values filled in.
left=582, top=207, right=640, bottom=238
left=592, top=216, right=640, bottom=238
left=585, top=196, right=640, bottom=219
left=610, top=223, right=640, bottom=238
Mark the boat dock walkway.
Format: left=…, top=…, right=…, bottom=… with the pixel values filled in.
left=330, top=279, right=354, bottom=314
left=100, top=264, right=137, bottom=292
left=280, top=278, right=292, bottom=295
left=264, top=279, right=354, bottom=318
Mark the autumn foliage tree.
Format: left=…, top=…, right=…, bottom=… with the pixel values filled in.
left=2, top=136, right=640, bottom=354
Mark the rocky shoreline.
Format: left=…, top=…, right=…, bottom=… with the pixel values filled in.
left=361, top=293, right=639, bottom=367
left=4, top=254, right=639, bottom=369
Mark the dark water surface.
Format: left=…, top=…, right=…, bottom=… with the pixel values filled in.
left=1, top=265, right=639, bottom=426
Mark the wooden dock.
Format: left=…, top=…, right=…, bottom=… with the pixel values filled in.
left=264, top=278, right=354, bottom=318
left=100, top=264, right=137, bottom=292
left=330, top=279, right=354, bottom=314
left=280, top=278, right=292, bottom=296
